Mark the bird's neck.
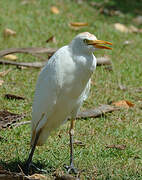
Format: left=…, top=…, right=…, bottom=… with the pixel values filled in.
left=68, top=45, right=96, bottom=73
left=69, top=44, right=92, bottom=56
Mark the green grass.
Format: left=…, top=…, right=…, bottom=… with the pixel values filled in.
left=0, top=0, right=142, bottom=179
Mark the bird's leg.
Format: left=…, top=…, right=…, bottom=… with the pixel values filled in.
left=66, top=119, right=78, bottom=174
left=25, top=131, right=40, bottom=175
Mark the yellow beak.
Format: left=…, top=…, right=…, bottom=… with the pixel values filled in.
left=86, top=40, right=112, bottom=50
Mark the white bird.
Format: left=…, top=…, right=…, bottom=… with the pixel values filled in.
left=26, top=32, right=112, bottom=174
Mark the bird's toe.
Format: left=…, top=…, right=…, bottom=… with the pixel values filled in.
left=64, top=164, right=78, bottom=174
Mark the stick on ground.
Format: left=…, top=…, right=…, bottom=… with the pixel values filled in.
left=13, top=105, right=119, bottom=128
left=0, top=47, right=57, bottom=57
left=0, top=47, right=112, bottom=68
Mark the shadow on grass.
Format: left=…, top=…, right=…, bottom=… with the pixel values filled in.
left=0, top=159, right=55, bottom=175
left=89, top=0, right=142, bottom=16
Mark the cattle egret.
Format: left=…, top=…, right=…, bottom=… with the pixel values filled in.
left=26, top=32, right=112, bottom=174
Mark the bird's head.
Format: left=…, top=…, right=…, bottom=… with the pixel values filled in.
left=70, top=32, right=112, bottom=54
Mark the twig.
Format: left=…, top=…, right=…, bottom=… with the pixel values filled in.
left=0, top=59, right=45, bottom=68
left=0, top=57, right=111, bottom=68
left=13, top=105, right=119, bottom=128
left=0, top=47, right=57, bottom=57
left=0, top=47, right=111, bottom=68
left=76, top=104, right=119, bottom=119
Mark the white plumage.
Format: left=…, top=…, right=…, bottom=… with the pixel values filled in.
left=30, top=32, right=112, bottom=147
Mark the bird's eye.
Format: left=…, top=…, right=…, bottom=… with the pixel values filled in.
left=83, top=39, right=88, bottom=44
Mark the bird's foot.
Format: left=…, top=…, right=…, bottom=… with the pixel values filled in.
left=25, top=162, right=47, bottom=175
left=64, top=164, right=78, bottom=174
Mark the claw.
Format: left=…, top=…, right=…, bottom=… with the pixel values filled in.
left=25, top=162, right=47, bottom=175
left=64, top=164, right=78, bottom=174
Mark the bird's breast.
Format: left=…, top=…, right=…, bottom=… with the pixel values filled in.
left=60, top=56, right=96, bottom=99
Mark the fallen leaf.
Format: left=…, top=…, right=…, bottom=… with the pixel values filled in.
left=51, top=6, right=60, bottom=14
left=4, top=54, right=18, bottom=60
left=114, top=23, right=130, bottom=33
left=114, top=23, right=142, bottom=33
left=105, top=144, right=126, bottom=150
left=0, top=110, right=26, bottom=129
left=0, top=69, right=11, bottom=77
left=69, top=22, right=88, bottom=30
left=46, top=35, right=56, bottom=43
left=4, top=94, right=25, bottom=100
left=0, top=79, right=4, bottom=86
left=112, top=100, right=134, bottom=108
left=29, top=173, right=47, bottom=179
left=70, top=22, right=88, bottom=27
left=4, top=28, right=16, bottom=37
left=133, top=16, right=142, bottom=25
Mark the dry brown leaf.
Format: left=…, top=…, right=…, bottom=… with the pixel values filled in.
left=69, top=22, right=88, bottom=31
left=0, top=110, right=26, bottom=129
left=70, top=22, right=88, bottom=27
left=0, top=79, right=4, bottom=86
left=46, top=35, right=56, bottom=43
left=114, top=23, right=130, bottom=33
left=51, top=6, right=60, bottom=14
left=4, top=94, right=25, bottom=100
left=0, top=69, right=11, bottom=77
left=112, top=100, right=134, bottom=108
left=114, top=23, right=142, bottom=33
left=106, top=144, right=126, bottom=150
left=4, top=54, right=18, bottom=60
left=29, top=173, right=47, bottom=179
left=4, top=28, right=16, bottom=37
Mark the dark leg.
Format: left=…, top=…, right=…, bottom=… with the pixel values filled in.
left=25, top=131, right=40, bottom=175
left=66, top=119, right=77, bottom=174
